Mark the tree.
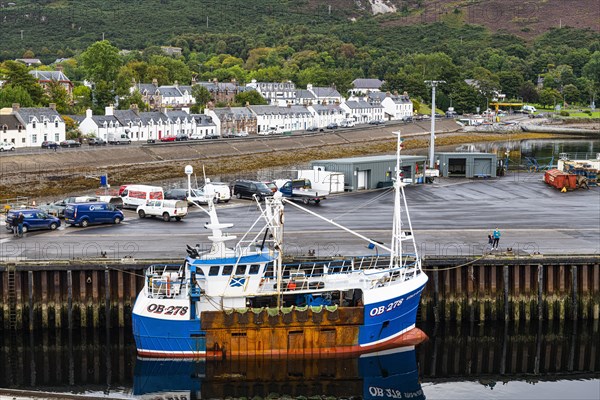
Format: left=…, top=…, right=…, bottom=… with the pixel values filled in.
left=79, top=41, right=122, bottom=83
left=0, top=85, right=34, bottom=108
left=1, top=60, right=45, bottom=104
left=118, top=90, right=147, bottom=111
left=46, top=80, right=70, bottom=113
left=72, top=85, right=92, bottom=114
left=562, top=84, right=580, bottom=105
left=519, top=81, right=539, bottom=103
left=234, top=90, right=267, bottom=106
left=538, top=88, right=562, bottom=108
left=191, top=85, right=211, bottom=110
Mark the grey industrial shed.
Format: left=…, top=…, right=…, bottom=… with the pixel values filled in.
left=435, top=152, right=497, bottom=178
left=310, top=154, right=428, bottom=191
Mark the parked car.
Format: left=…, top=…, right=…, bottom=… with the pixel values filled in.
left=175, top=134, right=189, bottom=141
left=0, top=142, right=16, bottom=152
left=204, top=181, right=231, bottom=203
left=147, top=138, right=157, bottom=143
left=326, top=123, right=339, bottom=130
left=160, top=136, right=176, bottom=142
left=5, top=209, right=61, bottom=233
left=64, top=202, right=124, bottom=227
left=305, top=126, right=319, bottom=132
left=60, top=139, right=81, bottom=148
left=264, top=181, right=278, bottom=193
left=164, top=188, right=215, bottom=205
left=137, top=199, right=188, bottom=221
left=232, top=180, right=274, bottom=201
left=41, top=141, right=59, bottom=149
left=204, top=133, right=220, bottom=140
left=234, top=130, right=249, bottom=137
left=39, top=195, right=98, bottom=218
left=88, top=137, right=107, bottom=146
left=368, top=119, right=385, bottom=125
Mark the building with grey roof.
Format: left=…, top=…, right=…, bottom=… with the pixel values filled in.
left=29, top=68, right=73, bottom=99
left=3, top=103, right=66, bottom=148
left=247, top=80, right=296, bottom=106
left=350, top=78, right=384, bottom=95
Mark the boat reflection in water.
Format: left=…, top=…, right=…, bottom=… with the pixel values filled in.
left=134, top=345, right=425, bottom=400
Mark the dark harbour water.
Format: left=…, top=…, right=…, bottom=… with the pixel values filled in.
left=1, top=320, right=598, bottom=399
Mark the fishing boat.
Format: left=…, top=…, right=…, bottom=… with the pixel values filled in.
left=132, top=132, right=429, bottom=359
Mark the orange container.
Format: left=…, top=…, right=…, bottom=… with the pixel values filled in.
left=545, top=169, right=577, bottom=190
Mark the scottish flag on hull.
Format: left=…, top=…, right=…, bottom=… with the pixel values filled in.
left=230, top=276, right=246, bottom=287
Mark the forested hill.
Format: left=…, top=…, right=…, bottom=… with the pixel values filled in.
left=0, top=0, right=598, bottom=60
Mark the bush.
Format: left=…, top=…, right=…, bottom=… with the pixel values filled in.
left=585, top=110, right=592, bottom=116
left=559, top=110, right=570, bottom=116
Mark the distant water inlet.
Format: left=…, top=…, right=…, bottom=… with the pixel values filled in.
left=1, top=255, right=598, bottom=330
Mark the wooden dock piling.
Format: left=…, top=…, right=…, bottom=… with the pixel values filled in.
left=0, top=255, right=599, bottom=330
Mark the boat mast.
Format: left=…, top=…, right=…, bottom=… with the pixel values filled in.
left=390, top=132, right=403, bottom=268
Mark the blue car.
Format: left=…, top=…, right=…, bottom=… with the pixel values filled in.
left=64, top=202, right=124, bottom=227
left=5, top=209, right=61, bottom=233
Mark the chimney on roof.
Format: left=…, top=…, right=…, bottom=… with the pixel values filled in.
left=207, top=101, right=214, bottom=110
left=130, top=103, right=139, bottom=112
left=191, top=76, right=196, bottom=85
left=174, top=80, right=179, bottom=88
left=393, top=90, right=398, bottom=96
left=12, top=103, right=20, bottom=111
left=105, top=105, right=114, bottom=116
left=212, top=78, right=218, bottom=83
left=49, top=103, right=56, bottom=110
left=56, top=65, right=63, bottom=72
left=386, top=91, right=391, bottom=97
left=86, top=108, right=93, bottom=118
left=403, top=91, right=408, bottom=96
left=152, top=78, right=158, bottom=86
left=245, top=101, right=250, bottom=107
left=231, top=78, right=236, bottom=84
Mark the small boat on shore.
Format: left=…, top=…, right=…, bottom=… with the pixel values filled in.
left=132, top=132, right=428, bottom=359
left=522, top=124, right=600, bottom=135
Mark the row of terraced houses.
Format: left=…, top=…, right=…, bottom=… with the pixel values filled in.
left=1, top=76, right=413, bottom=148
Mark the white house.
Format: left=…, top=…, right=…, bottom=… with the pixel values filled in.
left=0, top=113, right=24, bottom=147
left=247, top=80, right=296, bottom=106
left=79, top=107, right=123, bottom=141
left=340, top=99, right=382, bottom=124
left=4, top=104, right=66, bottom=147
left=308, top=104, right=345, bottom=128
left=248, top=105, right=313, bottom=134
left=349, top=78, right=384, bottom=96
left=380, top=92, right=413, bottom=120
left=306, top=84, right=343, bottom=105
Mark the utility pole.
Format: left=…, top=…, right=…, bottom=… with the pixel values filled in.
left=424, top=80, right=445, bottom=169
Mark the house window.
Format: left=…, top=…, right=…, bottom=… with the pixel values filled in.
left=32, top=122, right=36, bottom=129
left=55, top=133, right=59, bottom=141
left=22, top=138, right=26, bottom=143
left=44, top=121, right=47, bottom=127
left=32, top=134, right=37, bottom=143
left=55, top=121, right=58, bottom=128
left=44, top=134, right=48, bottom=141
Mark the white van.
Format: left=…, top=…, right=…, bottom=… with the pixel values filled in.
left=120, top=185, right=164, bottom=209
left=137, top=199, right=188, bottom=221
left=522, top=105, right=536, bottom=114
left=340, top=119, right=355, bottom=128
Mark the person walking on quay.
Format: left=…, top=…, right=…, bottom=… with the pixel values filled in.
left=492, top=228, right=501, bottom=250
left=17, top=212, right=25, bottom=238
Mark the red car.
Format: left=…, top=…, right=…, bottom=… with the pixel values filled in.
left=160, top=136, right=176, bottom=142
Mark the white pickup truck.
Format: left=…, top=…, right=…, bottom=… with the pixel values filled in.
left=136, top=199, right=188, bottom=222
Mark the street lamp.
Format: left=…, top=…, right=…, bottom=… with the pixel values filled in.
left=424, top=80, right=445, bottom=169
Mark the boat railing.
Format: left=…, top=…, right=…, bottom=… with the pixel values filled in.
left=145, top=264, right=187, bottom=299
left=256, top=255, right=421, bottom=293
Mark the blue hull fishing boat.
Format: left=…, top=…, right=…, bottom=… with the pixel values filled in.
left=132, top=132, right=428, bottom=358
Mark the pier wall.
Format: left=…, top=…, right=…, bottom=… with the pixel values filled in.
left=0, top=255, right=598, bottom=330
